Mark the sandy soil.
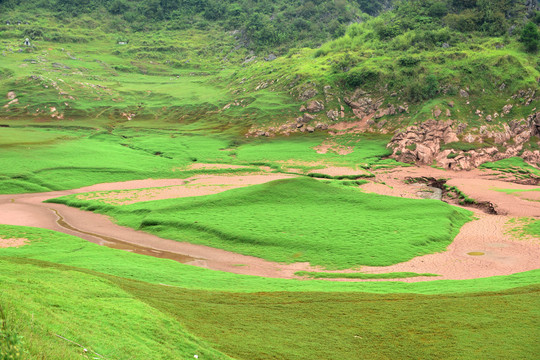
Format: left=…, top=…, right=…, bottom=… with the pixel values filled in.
left=308, top=167, right=369, bottom=177
left=0, top=237, right=28, bottom=248
left=356, top=213, right=540, bottom=281
left=186, top=163, right=251, bottom=170
left=76, top=174, right=297, bottom=205
left=314, top=140, right=354, bottom=155
left=0, top=166, right=538, bottom=281
left=517, top=191, right=540, bottom=202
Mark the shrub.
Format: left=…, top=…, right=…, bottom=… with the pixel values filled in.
left=428, top=2, right=448, bottom=18
left=344, top=69, right=380, bottom=88
left=520, top=22, right=540, bottom=53
left=398, top=56, right=421, bottom=67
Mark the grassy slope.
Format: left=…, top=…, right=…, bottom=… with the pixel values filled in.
left=480, top=157, right=540, bottom=179
left=48, top=177, right=472, bottom=269
left=0, top=225, right=539, bottom=359
left=0, top=258, right=232, bottom=360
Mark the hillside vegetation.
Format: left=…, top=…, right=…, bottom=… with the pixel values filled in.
left=0, top=0, right=538, bottom=126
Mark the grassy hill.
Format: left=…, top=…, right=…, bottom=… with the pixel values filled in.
left=0, top=0, right=538, bottom=127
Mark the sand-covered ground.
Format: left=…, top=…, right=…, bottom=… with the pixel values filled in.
left=0, top=237, right=28, bottom=248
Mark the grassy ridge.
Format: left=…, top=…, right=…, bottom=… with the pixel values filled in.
left=48, top=177, right=472, bottom=269
left=294, top=271, right=440, bottom=279
left=0, top=225, right=539, bottom=359
left=480, top=157, right=540, bottom=179
left=1, top=225, right=539, bottom=294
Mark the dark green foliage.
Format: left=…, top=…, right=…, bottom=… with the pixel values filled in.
left=533, top=11, right=540, bottom=25
left=428, top=2, right=449, bottom=18
left=520, top=22, right=540, bottom=53
left=344, top=69, right=380, bottom=88
left=444, top=9, right=479, bottom=32
left=0, top=0, right=368, bottom=51
left=398, top=56, right=421, bottom=67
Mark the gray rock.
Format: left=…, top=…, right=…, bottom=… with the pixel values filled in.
left=306, top=100, right=324, bottom=113
left=264, top=54, right=277, bottom=61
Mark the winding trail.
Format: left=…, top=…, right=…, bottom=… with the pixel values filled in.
left=0, top=167, right=539, bottom=281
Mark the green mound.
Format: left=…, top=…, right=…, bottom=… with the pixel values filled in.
left=50, top=177, right=471, bottom=269
left=295, top=271, right=439, bottom=279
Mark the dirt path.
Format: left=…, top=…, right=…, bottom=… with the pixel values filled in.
left=0, top=166, right=538, bottom=281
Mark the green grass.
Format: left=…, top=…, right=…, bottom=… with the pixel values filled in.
left=0, top=225, right=539, bottom=359
left=493, top=187, right=540, bottom=194
left=0, top=257, right=232, bottom=360
left=48, top=177, right=472, bottom=269
left=480, top=157, right=540, bottom=179
left=507, top=218, right=540, bottom=239
left=444, top=184, right=477, bottom=205
left=235, top=134, right=398, bottom=170
left=0, top=126, right=404, bottom=194
left=524, top=220, right=540, bottom=237
left=294, top=271, right=440, bottom=279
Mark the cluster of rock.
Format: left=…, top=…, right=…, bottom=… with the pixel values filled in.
left=246, top=109, right=329, bottom=137
left=388, top=112, right=540, bottom=170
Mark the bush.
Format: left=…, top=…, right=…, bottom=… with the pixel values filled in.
left=398, top=56, right=421, bottom=67
left=428, top=2, right=448, bottom=18
left=444, top=9, right=479, bottom=32
left=520, top=22, right=540, bottom=53
left=344, top=69, right=380, bottom=88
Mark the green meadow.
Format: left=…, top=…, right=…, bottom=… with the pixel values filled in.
left=49, top=177, right=471, bottom=269
left=0, top=126, right=402, bottom=194
left=0, top=225, right=539, bottom=359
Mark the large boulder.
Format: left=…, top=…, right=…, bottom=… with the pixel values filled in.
left=306, top=100, right=324, bottom=113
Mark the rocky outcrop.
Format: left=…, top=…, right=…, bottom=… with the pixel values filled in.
left=343, top=89, right=383, bottom=119
left=389, top=120, right=459, bottom=164
left=298, top=86, right=318, bottom=101
left=530, top=111, right=540, bottom=136
left=388, top=113, right=540, bottom=170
